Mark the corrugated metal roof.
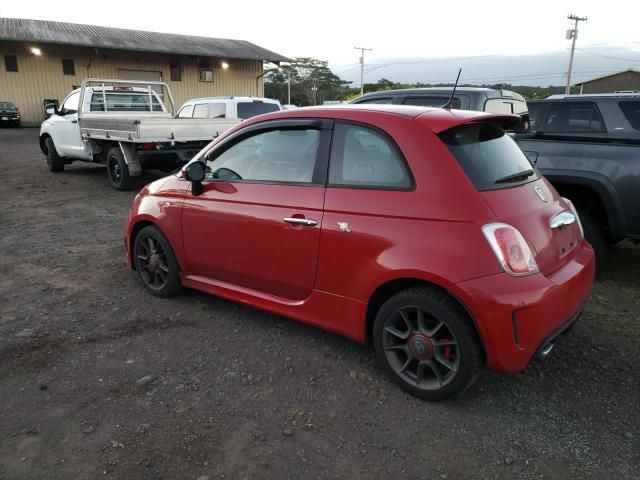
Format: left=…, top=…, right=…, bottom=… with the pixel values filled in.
left=0, top=17, right=291, bottom=63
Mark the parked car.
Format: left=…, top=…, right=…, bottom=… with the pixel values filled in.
left=281, top=104, right=299, bottom=110
left=351, top=87, right=530, bottom=132
left=515, top=93, right=640, bottom=257
left=0, top=101, right=21, bottom=127
left=177, top=97, right=281, bottom=120
left=39, top=79, right=238, bottom=190
left=124, top=105, right=595, bottom=400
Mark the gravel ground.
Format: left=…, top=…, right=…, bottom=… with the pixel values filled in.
left=0, top=127, right=638, bottom=480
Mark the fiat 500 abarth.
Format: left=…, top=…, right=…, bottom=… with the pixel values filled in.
left=124, top=105, right=595, bottom=400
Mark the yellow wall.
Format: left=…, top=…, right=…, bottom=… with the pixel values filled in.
left=0, top=41, right=265, bottom=125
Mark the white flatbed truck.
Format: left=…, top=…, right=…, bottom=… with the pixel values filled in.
left=39, top=78, right=239, bottom=190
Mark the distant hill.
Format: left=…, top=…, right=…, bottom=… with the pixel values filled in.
left=333, top=45, right=640, bottom=87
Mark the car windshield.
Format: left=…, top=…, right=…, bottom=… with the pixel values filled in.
left=236, top=101, right=280, bottom=119
left=0, top=102, right=16, bottom=111
left=439, top=122, right=538, bottom=191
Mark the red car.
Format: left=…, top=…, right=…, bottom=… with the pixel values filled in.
left=124, top=105, right=595, bottom=400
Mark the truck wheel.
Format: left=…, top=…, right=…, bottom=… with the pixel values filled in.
left=133, top=225, right=183, bottom=297
left=44, top=137, right=64, bottom=172
left=577, top=208, right=605, bottom=260
left=106, top=147, right=135, bottom=191
left=373, top=287, right=483, bottom=401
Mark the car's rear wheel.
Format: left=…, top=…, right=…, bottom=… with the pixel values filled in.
left=373, top=287, right=482, bottom=401
left=44, top=137, right=65, bottom=172
left=133, top=225, right=183, bottom=297
left=106, top=146, right=135, bottom=191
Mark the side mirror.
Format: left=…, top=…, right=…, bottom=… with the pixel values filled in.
left=45, top=103, right=58, bottom=116
left=185, top=161, right=205, bottom=196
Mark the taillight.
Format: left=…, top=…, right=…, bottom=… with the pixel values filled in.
left=140, top=142, right=156, bottom=151
left=562, top=197, right=584, bottom=238
left=482, top=223, right=539, bottom=276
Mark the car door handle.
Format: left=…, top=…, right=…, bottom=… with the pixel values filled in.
left=283, top=217, right=318, bottom=227
left=71, top=119, right=78, bottom=124
left=549, top=211, right=576, bottom=229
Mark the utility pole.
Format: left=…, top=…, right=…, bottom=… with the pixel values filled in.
left=354, top=46, right=372, bottom=96
left=565, top=14, right=587, bottom=95
left=287, top=70, right=291, bottom=105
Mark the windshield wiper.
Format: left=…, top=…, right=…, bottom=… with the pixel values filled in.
left=494, top=169, right=535, bottom=184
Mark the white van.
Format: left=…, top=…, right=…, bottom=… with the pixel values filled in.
left=177, top=97, right=281, bottom=120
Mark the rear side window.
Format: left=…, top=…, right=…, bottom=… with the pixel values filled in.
left=236, top=101, right=280, bottom=119
left=440, top=123, right=539, bottom=191
left=209, top=103, right=226, bottom=118
left=404, top=97, right=461, bottom=108
left=355, top=97, right=394, bottom=104
left=329, top=123, right=412, bottom=189
left=543, top=102, right=606, bottom=133
left=618, top=101, right=640, bottom=130
left=528, top=103, right=543, bottom=130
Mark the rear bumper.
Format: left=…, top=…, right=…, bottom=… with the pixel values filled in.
left=455, top=241, right=595, bottom=372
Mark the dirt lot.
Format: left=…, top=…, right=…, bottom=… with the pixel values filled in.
left=0, top=127, right=638, bottom=480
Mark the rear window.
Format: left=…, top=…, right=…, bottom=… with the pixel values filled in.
left=618, top=101, right=640, bottom=130
left=440, top=123, right=538, bottom=191
left=543, top=101, right=606, bottom=133
left=404, top=96, right=461, bottom=108
left=236, top=101, right=280, bottom=119
left=0, top=102, right=16, bottom=111
left=90, top=92, right=163, bottom=112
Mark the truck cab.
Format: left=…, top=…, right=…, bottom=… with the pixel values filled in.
left=41, top=86, right=166, bottom=160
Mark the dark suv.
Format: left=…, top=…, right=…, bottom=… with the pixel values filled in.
left=351, top=87, right=529, bottom=131
left=0, top=102, right=21, bottom=127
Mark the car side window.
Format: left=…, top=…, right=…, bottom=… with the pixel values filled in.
left=208, top=103, right=227, bottom=118
left=618, top=101, right=640, bottom=130
left=205, top=128, right=321, bottom=184
left=178, top=104, right=194, bottom=118
left=544, top=102, right=606, bottom=133
left=356, top=97, right=394, bottom=104
left=61, top=91, right=80, bottom=115
left=192, top=103, right=209, bottom=118
left=329, top=123, right=412, bottom=189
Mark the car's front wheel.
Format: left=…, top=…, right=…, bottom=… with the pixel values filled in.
left=133, top=225, right=183, bottom=297
left=44, top=137, right=65, bottom=172
left=373, top=287, right=483, bottom=401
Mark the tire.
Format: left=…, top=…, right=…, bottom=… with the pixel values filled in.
left=577, top=207, right=605, bottom=260
left=373, top=287, right=483, bottom=401
left=106, top=146, right=135, bottom=191
left=44, top=137, right=65, bottom=172
left=133, top=225, right=183, bottom=298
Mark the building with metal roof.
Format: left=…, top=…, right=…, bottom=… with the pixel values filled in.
left=574, top=69, right=640, bottom=94
left=0, top=18, right=291, bottom=124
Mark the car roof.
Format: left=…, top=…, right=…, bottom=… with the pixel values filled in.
left=244, top=104, right=520, bottom=133
left=184, top=96, right=280, bottom=103
left=354, top=87, right=526, bottom=102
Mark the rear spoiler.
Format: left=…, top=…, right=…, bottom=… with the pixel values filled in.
left=417, top=110, right=522, bottom=134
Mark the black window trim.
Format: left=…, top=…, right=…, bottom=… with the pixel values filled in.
left=326, top=119, right=416, bottom=192
left=200, top=118, right=332, bottom=187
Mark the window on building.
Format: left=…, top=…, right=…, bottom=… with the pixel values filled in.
left=543, top=102, right=606, bottom=133
left=618, top=101, right=640, bottom=131
left=329, top=123, right=412, bottom=189
left=62, top=59, right=75, bottom=76
left=4, top=55, right=18, bottom=72
left=170, top=65, right=182, bottom=82
left=199, top=69, right=214, bottom=82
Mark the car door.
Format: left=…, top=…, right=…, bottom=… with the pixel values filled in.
left=53, top=91, right=85, bottom=157
left=181, top=119, right=331, bottom=300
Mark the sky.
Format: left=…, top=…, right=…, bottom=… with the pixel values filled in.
left=2, top=0, right=639, bottom=83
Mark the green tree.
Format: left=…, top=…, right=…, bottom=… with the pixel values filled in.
left=265, top=57, right=352, bottom=106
